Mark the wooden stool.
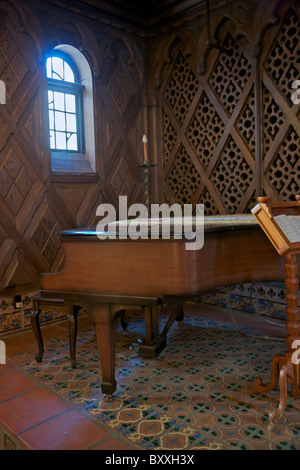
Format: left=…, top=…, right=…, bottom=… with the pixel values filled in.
left=30, top=295, right=129, bottom=369
left=31, top=294, right=82, bottom=369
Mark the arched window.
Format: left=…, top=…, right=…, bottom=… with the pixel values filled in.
left=46, top=53, right=84, bottom=153
left=46, top=45, right=96, bottom=175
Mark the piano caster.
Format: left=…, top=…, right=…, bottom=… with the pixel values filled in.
left=129, top=338, right=143, bottom=351
left=138, top=337, right=167, bottom=359
left=103, top=394, right=114, bottom=402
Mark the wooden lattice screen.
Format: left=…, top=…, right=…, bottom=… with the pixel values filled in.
left=158, top=0, right=300, bottom=214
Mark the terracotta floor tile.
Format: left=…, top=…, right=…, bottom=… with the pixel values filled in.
left=2, top=331, right=36, bottom=351
left=0, top=364, right=13, bottom=374
left=20, top=409, right=110, bottom=450
left=92, top=437, right=136, bottom=450
left=0, top=370, right=38, bottom=402
left=0, top=387, right=72, bottom=434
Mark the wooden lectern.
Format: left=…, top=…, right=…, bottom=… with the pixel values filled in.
left=251, top=195, right=300, bottom=430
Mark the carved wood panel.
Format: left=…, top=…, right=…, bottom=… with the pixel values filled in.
left=156, top=0, right=300, bottom=214
left=0, top=9, right=44, bottom=292
left=0, top=3, right=145, bottom=293
left=262, top=5, right=300, bottom=200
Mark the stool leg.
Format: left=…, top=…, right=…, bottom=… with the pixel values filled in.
left=120, top=310, right=127, bottom=330
left=67, top=305, right=80, bottom=369
left=31, top=310, right=44, bottom=363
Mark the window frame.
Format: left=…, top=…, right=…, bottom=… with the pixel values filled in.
left=46, top=52, right=85, bottom=155
left=45, top=45, right=96, bottom=177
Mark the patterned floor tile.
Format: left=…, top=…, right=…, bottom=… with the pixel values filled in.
left=3, top=305, right=300, bottom=450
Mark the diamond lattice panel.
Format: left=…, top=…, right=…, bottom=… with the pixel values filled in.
left=236, top=88, right=255, bottom=157
left=264, top=7, right=300, bottom=106
left=167, top=145, right=201, bottom=205
left=266, top=127, right=300, bottom=199
left=162, top=111, right=177, bottom=167
left=212, top=137, right=254, bottom=213
left=163, top=51, right=199, bottom=126
left=110, top=155, right=135, bottom=198
left=262, top=84, right=285, bottom=155
left=209, top=33, right=252, bottom=116
left=108, top=59, right=135, bottom=118
left=0, top=28, right=28, bottom=99
left=0, top=148, right=33, bottom=216
left=186, top=91, right=225, bottom=169
left=31, top=205, right=62, bottom=267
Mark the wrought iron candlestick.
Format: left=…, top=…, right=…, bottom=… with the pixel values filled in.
left=137, top=135, right=157, bottom=212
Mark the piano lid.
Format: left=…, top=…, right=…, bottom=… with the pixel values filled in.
left=56, top=214, right=260, bottom=240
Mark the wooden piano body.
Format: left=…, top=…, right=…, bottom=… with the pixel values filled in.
left=35, top=214, right=286, bottom=395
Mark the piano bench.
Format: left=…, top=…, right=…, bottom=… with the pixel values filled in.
left=30, top=295, right=82, bottom=369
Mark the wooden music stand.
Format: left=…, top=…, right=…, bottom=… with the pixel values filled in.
left=251, top=195, right=300, bottom=430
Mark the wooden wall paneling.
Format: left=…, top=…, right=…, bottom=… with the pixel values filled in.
left=150, top=0, right=299, bottom=217
left=99, top=38, right=146, bottom=207
left=0, top=4, right=48, bottom=293
left=154, top=22, right=257, bottom=214
left=22, top=191, right=66, bottom=275
left=45, top=182, right=104, bottom=229
left=0, top=0, right=149, bottom=293
left=0, top=0, right=298, bottom=297
left=260, top=2, right=300, bottom=201
left=0, top=240, right=17, bottom=290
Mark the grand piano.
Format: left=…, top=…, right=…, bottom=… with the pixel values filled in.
left=31, top=213, right=287, bottom=398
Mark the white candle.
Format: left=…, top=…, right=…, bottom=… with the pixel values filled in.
left=142, top=135, right=148, bottom=162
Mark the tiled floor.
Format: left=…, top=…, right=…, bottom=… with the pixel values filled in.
left=0, top=316, right=134, bottom=450
left=0, top=303, right=299, bottom=450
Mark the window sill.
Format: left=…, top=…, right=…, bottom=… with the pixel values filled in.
left=49, top=152, right=98, bottom=182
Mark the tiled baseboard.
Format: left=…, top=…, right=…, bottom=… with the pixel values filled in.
left=0, top=291, right=86, bottom=336
left=199, top=281, right=299, bottom=322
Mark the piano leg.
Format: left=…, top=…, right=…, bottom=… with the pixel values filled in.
left=137, top=303, right=185, bottom=358
left=138, top=306, right=166, bottom=358
left=92, top=302, right=117, bottom=396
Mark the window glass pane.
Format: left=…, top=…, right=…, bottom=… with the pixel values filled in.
left=66, top=113, right=77, bottom=133
left=49, top=131, right=55, bottom=149
left=54, top=92, right=65, bottom=111
left=67, top=133, right=78, bottom=151
left=46, top=58, right=52, bottom=79
left=64, top=62, right=75, bottom=82
left=56, top=131, right=67, bottom=150
left=48, top=90, right=54, bottom=109
left=65, top=94, right=76, bottom=113
left=55, top=111, right=66, bottom=131
left=52, top=57, right=64, bottom=80
left=47, top=54, right=82, bottom=153
left=49, top=110, right=54, bottom=130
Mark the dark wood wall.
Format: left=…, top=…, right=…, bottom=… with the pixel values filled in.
left=0, top=0, right=146, bottom=294
left=0, top=0, right=299, bottom=298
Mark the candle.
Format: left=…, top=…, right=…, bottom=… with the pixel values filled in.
left=142, top=134, right=148, bottom=162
